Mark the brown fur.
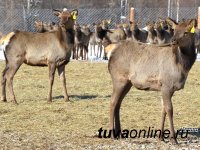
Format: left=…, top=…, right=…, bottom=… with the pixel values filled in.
left=108, top=18, right=197, bottom=144
left=1, top=9, right=77, bottom=104
left=34, top=21, right=59, bottom=33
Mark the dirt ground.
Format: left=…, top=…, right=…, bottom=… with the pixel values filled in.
left=0, top=60, right=199, bottom=149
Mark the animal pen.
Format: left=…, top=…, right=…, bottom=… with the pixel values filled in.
left=0, top=1, right=199, bottom=149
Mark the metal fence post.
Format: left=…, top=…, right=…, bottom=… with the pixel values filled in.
left=198, top=7, right=200, bottom=29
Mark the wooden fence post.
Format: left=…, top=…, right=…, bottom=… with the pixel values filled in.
left=130, top=7, right=135, bottom=23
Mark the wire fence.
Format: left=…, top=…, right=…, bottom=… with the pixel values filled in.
left=0, top=7, right=199, bottom=34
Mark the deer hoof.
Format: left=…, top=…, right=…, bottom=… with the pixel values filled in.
left=14, top=101, right=18, bottom=105
left=1, top=97, right=7, bottom=102
left=64, top=98, right=70, bottom=102
left=47, top=99, right=52, bottom=103
left=171, top=138, right=178, bottom=145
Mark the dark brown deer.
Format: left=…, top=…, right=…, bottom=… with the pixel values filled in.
left=154, top=21, right=173, bottom=45
left=108, top=18, right=197, bottom=144
left=122, top=23, right=132, bottom=40
left=94, top=21, right=126, bottom=59
left=130, top=21, right=148, bottom=43
left=146, top=22, right=157, bottom=44
left=0, top=9, right=78, bottom=104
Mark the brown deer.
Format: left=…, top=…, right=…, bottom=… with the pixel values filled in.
left=80, top=24, right=91, bottom=60
left=0, top=9, right=78, bottom=104
left=73, top=23, right=82, bottom=60
left=34, top=21, right=59, bottom=33
left=93, top=23, right=104, bottom=58
left=89, top=32, right=97, bottom=57
left=108, top=18, right=197, bottom=144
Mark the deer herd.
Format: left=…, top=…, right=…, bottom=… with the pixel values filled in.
left=0, top=8, right=199, bottom=144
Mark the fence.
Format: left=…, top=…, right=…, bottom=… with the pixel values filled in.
left=0, top=7, right=199, bottom=34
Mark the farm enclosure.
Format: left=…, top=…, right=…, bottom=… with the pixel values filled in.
left=0, top=0, right=199, bottom=149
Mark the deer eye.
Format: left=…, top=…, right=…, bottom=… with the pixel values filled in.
left=184, top=32, right=188, bottom=36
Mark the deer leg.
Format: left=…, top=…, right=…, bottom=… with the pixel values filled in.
left=110, top=80, right=132, bottom=138
left=6, top=64, right=21, bottom=104
left=47, top=63, right=56, bottom=102
left=97, top=44, right=100, bottom=58
left=57, top=65, right=69, bottom=102
left=90, top=44, right=93, bottom=56
left=72, top=45, right=76, bottom=59
left=76, top=45, right=79, bottom=60
left=99, top=45, right=102, bottom=59
left=83, top=46, right=86, bottom=60
left=161, top=89, right=177, bottom=144
left=85, top=45, right=88, bottom=60
left=160, top=99, right=167, bottom=141
left=1, top=65, right=9, bottom=102
left=93, top=44, right=96, bottom=56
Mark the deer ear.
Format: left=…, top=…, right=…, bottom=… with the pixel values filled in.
left=187, top=19, right=197, bottom=33
left=107, top=19, right=111, bottom=24
left=53, top=9, right=61, bottom=16
left=166, top=17, right=177, bottom=29
left=71, top=9, right=78, bottom=20
left=158, top=17, right=163, bottom=21
left=35, top=21, right=38, bottom=25
left=87, top=24, right=90, bottom=28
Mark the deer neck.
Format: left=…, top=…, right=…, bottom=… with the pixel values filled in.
left=175, top=38, right=197, bottom=71
left=96, top=28, right=106, bottom=40
left=65, top=28, right=74, bottom=44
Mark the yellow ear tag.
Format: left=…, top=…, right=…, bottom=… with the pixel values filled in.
left=190, top=26, right=195, bottom=33
left=72, top=14, right=77, bottom=20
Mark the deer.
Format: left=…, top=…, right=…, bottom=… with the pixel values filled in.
left=89, top=31, right=97, bottom=57
left=146, top=22, right=157, bottom=44
left=80, top=24, right=91, bottom=60
left=73, top=23, right=82, bottom=60
left=107, top=18, right=197, bottom=144
left=154, top=21, right=173, bottom=45
left=0, top=9, right=78, bottom=104
left=94, top=21, right=126, bottom=59
left=34, top=21, right=59, bottom=33
left=122, top=23, right=132, bottom=40
left=195, top=29, right=200, bottom=54
left=93, top=23, right=105, bottom=59
left=73, top=24, right=91, bottom=60
left=130, top=21, right=148, bottom=43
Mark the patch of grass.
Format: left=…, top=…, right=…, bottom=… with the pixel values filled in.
left=0, top=60, right=199, bottom=149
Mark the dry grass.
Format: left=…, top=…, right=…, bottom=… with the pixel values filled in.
left=0, top=60, right=199, bottom=149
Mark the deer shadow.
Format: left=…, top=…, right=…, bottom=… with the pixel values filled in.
left=52, top=95, right=100, bottom=101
